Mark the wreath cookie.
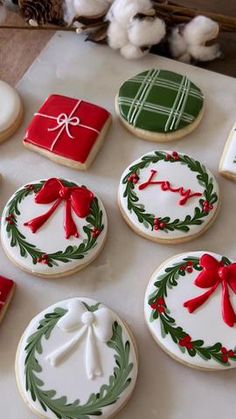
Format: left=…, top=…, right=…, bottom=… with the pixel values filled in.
left=115, top=69, right=204, bottom=142
left=144, top=252, right=236, bottom=370
left=1, top=178, right=108, bottom=278
left=0, top=81, right=23, bottom=144
left=118, top=150, right=219, bottom=243
left=15, top=297, right=138, bottom=419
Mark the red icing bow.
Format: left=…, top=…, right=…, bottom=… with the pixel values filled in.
left=24, top=178, right=94, bottom=239
left=183, top=254, right=236, bottom=327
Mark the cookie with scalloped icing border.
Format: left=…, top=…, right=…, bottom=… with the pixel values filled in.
left=0, top=80, right=23, bottom=143
left=15, top=297, right=138, bottom=419
left=118, top=150, right=219, bottom=244
left=1, top=178, right=108, bottom=278
left=115, top=69, right=204, bottom=142
left=219, top=122, right=236, bottom=181
left=145, top=251, right=236, bottom=370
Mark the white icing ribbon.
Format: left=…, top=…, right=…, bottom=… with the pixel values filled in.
left=46, top=300, right=113, bottom=380
left=48, top=113, right=80, bottom=139
left=35, top=100, right=100, bottom=151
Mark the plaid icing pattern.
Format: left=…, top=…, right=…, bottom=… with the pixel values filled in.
left=118, top=69, right=204, bottom=133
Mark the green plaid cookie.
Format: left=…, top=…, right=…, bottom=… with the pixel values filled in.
left=118, top=69, right=204, bottom=133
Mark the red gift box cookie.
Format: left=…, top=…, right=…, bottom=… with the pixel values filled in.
left=0, top=275, right=15, bottom=323
left=23, top=94, right=112, bottom=170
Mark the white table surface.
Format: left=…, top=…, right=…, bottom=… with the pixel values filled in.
left=1, top=32, right=236, bottom=419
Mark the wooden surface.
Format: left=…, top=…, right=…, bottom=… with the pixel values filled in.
left=0, top=11, right=53, bottom=85
left=0, top=2, right=235, bottom=86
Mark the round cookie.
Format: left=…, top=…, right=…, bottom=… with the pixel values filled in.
left=15, top=297, right=138, bottom=419
left=118, top=150, right=219, bottom=244
left=116, top=69, right=204, bottom=142
left=0, top=80, right=23, bottom=143
left=1, top=178, right=108, bottom=277
left=144, top=252, right=236, bottom=370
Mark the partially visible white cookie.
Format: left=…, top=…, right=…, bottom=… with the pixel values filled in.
left=0, top=80, right=23, bottom=143
left=145, top=251, right=236, bottom=370
left=219, top=122, right=236, bottom=181
left=15, top=297, right=138, bottom=419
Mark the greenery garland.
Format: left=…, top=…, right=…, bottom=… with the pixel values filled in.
left=4, top=180, right=104, bottom=267
left=122, top=151, right=218, bottom=233
left=148, top=255, right=236, bottom=366
left=24, top=303, right=134, bottom=419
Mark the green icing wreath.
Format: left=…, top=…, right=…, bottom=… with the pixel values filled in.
left=148, top=255, right=236, bottom=366
left=122, top=151, right=218, bottom=234
left=24, top=302, right=134, bottom=419
left=4, top=180, right=104, bottom=267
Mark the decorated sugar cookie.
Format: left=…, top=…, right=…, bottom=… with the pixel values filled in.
left=0, top=275, right=15, bottom=323
left=115, top=69, right=204, bottom=142
left=23, top=94, right=112, bottom=170
left=15, top=297, right=138, bottom=418
left=145, top=252, right=236, bottom=370
left=219, top=122, right=236, bottom=181
left=118, top=151, right=219, bottom=243
left=0, top=80, right=23, bottom=143
left=1, top=178, right=108, bottom=277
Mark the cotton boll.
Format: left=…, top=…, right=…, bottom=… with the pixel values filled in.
left=64, top=0, right=112, bottom=24
left=184, top=16, right=219, bottom=45
left=107, top=0, right=152, bottom=26
left=168, top=17, right=221, bottom=63
left=107, top=20, right=128, bottom=49
left=120, top=43, right=149, bottom=59
left=168, top=26, right=188, bottom=58
left=128, top=16, right=166, bottom=47
left=189, top=44, right=221, bottom=61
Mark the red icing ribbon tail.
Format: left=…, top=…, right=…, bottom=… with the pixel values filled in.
left=64, top=199, right=79, bottom=239
left=183, top=284, right=218, bottom=313
left=222, top=280, right=236, bottom=327
left=24, top=199, right=61, bottom=233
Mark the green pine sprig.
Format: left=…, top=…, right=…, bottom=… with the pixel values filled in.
left=24, top=306, right=134, bottom=418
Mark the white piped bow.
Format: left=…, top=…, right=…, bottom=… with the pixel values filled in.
left=46, top=300, right=114, bottom=380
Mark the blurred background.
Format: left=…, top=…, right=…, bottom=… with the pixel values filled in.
left=0, top=0, right=235, bottom=85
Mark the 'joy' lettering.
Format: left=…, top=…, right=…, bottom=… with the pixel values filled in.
left=138, top=170, right=202, bottom=205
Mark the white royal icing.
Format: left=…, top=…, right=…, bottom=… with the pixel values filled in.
left=220, top=123, right=236, bottom=178
left=16, top=297, right=138, bottom=419
left=118, top=151, right=219, bottom=241
left=1, top=180, right=108, bottom=276
left=144, top=252, right=236, bottom=370
left=0, top=80, right=21, bottom=132
left=46, top=300, right=114, bottom=379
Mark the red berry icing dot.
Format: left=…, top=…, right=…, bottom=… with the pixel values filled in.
left=172, top=151, right=179, bottom=161
left=92, top=227, right=101, bottom=239
left=128, top=173, right=139, bottom=184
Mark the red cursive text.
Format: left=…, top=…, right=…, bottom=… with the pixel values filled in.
left=138, top=169, right=202, bottom=205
